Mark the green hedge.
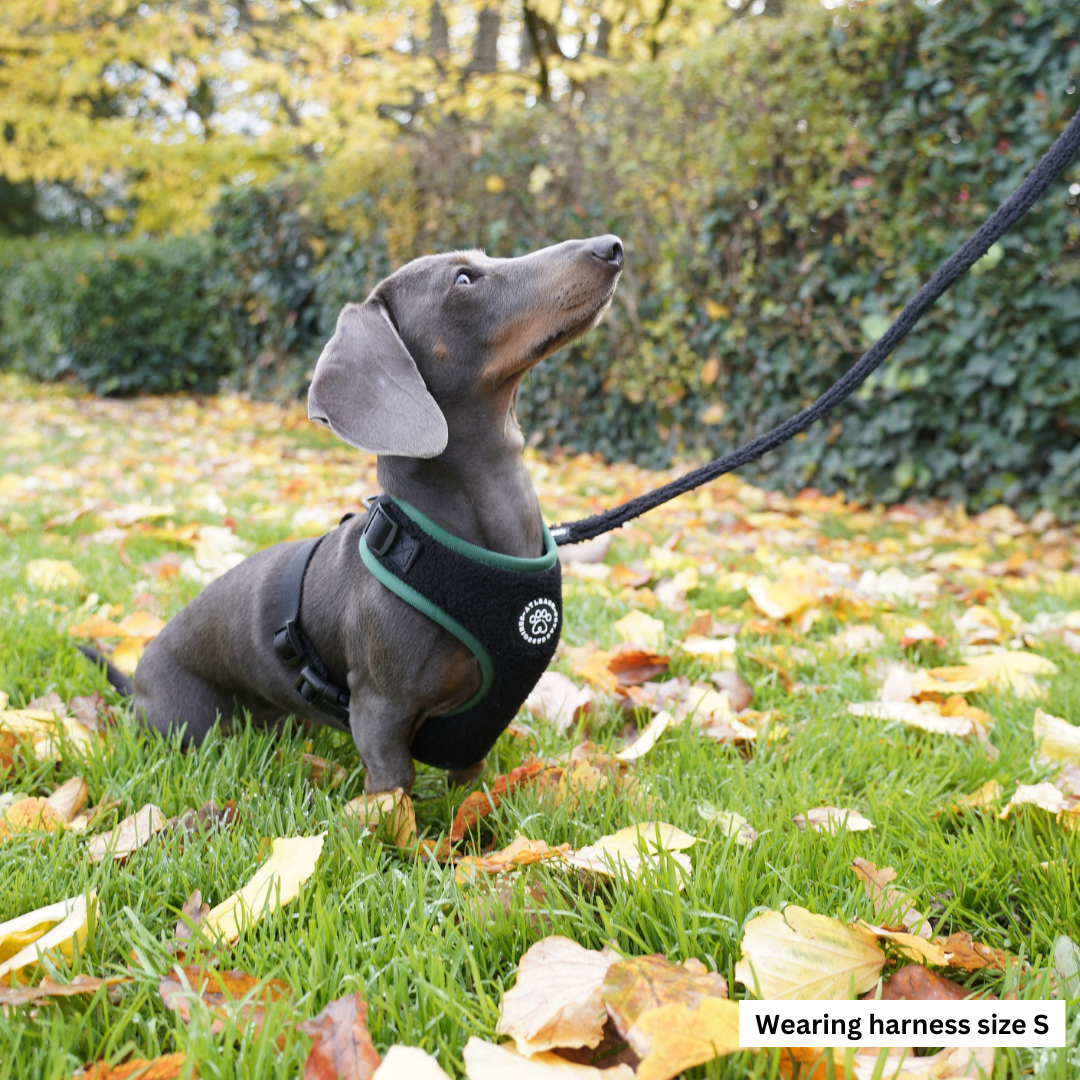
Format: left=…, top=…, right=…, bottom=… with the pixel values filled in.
left=2, top=0, right=1078, bottom=515
left=1, top=236, right=236, bottom=395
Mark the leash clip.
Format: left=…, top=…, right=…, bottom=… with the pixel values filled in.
left=273, top=619, right=305, bottom=667
left=295, top=665, right=351, bottom=724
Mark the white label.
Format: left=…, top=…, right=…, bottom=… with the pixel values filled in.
left=518, top=597, right=559, bottom=645
left=738, top=1000, right=1067, bottom=1048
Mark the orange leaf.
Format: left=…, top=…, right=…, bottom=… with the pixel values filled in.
left=300, top=991, right=381, bottom=1080
left=449, top=761, right=545, bottom=841
left=83, top=1052, right=189, bottom=1080
left=67, top=615, right=125, bottom=638
left=159, top=965, right=291, bottom=1040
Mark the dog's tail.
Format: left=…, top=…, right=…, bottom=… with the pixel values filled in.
left=77, top=645, right=136, bottom=698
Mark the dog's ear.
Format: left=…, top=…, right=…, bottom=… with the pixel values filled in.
left=307, top=301, right=448, bottom=458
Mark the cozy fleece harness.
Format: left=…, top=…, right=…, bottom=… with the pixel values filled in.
left=274, top=496, right=562, bottom=771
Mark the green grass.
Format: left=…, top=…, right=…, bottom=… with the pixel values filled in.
left=1, top=378, right=1079, bottom=1078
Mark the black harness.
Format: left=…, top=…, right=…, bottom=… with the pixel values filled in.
left=273, top=496, right=562, bottom=771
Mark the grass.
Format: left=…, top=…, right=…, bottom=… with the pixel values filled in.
left=1, top=374, right=1078, bottom=1078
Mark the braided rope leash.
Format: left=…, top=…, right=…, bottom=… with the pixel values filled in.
left=551, top=106, right=1080, bottom=547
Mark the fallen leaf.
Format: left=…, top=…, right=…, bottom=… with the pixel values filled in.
left=67, top=615, right=125, bottom=638
left=202, top=833, right=325, bottom=944
left=746, top=577, right=816, bottom=620
left=602, top=955, right=736, bottom=1080
left=456, top=834, right=570, bottom=885
left=565, top=822, right=697, bottom=887
left=793, top=807, right=874, bottom=835
left=88, top=804, right=167, bottom=863
left=850, top=859, right=929, bottom=937
left=26, top=558, right=84, bottom=591
left=164, top=800, right=240, bottom=845
left=462, top=1037, right=634, bottom=1078
left=734, top=906, right=885, bottom=999
left=373, top=1045, right=451, bottom=1079
left=67, top=692, right=118, bottom=732
left=496, top=936, right=617, bottom=1055
left=45, top=776, right=90, bottom=823
left=1052, top=935, right=1079, bottom=999
left=0, top=973, right=131, bottom=1008
left=83, top=1053, right=189, bottom=1080
left=1033, top=708, right=1080, bottom=762
left=998, top=781, right=1071, bottom=818
left=872, top=964, right=989, bottom=1001
left=949, top=780, right=1002, bottom=813
left=0, top=706, right=99, bottom=761
left=913, top=651, right=1057, bottom=699
left=523, top=672, right=594, bottom=734
left=449, top=761, right=545, bottom=841
left=616, top=710, right=672, bottom=762
left=117, top=611, right=167, bottom=638
left=613, top=610, right=666, bottom=650
left=160, top=964, right=291, bottom=1040
left=170, top=890, right=210, bottom=957
left=857, top=923, right=947, bottom=966
left=0, top=796, right=68, bottom=842
left=696, top=804, right=758, bottom=845
left=109, top=638, right=146, bottom=675
left=782, top=1045, right=994, bottom=1080
left=831, top=625, right=885, bottom=655
left=607, top=648, right=670, bottom=687
left=299, top=990, right=381, bottom=1080
left=679, top=635, right=737, bottom=669
left=344, top=788, right=416, bottom=847
left=848, top=700, right=982, bottom=738
left=0, top=891, right=96, bottom=979
left=939, top=932, right=1011, bottom=973
left=710, top=670, right=753, bottom=711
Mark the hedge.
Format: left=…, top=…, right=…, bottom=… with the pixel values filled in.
left=2, top=0, right=1078, bottom=515
left=1, top=236, right=236, bottom=395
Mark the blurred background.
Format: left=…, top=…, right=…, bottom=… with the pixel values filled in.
left=1, top=0, right=1078, bottom=514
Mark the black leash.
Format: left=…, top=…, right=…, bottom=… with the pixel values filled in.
left=550, top=106, right=1080, bottom=547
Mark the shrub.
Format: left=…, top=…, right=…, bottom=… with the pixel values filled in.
left=1, top=235, right=235, bottom=395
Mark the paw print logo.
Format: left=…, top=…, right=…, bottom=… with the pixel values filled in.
left=518, top=597, right=559, bottom=646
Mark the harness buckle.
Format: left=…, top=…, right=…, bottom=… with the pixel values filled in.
left=273, top=619, right=305, bottom=667
left=295, top=664, right=351, bottom=724
left=364, top=503, right=399, bottom=556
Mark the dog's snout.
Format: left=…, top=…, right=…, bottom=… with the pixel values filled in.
left=589, top=234, right=624, bottom=270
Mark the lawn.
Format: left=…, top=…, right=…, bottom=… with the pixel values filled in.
left=1, top=372, right=1078, bottom=1079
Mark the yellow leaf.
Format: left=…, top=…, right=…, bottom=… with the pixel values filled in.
left=462, top=1037, right=634, bottom=1077
left=734, top=906, right=885, bottom=999
left=792, top=806, right=874, bottom=835
left=0, top=797, right=67, bottom=842
left=565, top=822, right=697, bottom=887
left=700, top=403, right=726, bottom=425
left=456, top=834, right=569, bottom=885
left=110, top=638, right=147, bottom=675
left=117, top=611, right=167, bottom=638
left=202, top=834, right=325, bottom=943
left=374, top=1045, right=451, bottom=1079
left=344, top=788, right=416, bottom=848
left=25, top=559, right=84, bottom=591
left=485, top=175, right=506, bottom=193
left=495, top=936, right=617, bottom=1055
left=613, top=610, right=666, bottom=650
left=67, top=615, right=125, bottom=638
left=1033, top=708, right=1080, bottom=762
left=746, top=577, right=815, bottom=621
left=572, top=649, right=618, bottom=693
left=704, top=299, right=730, bottom=320
left=0, top=892, right=96, bottom=980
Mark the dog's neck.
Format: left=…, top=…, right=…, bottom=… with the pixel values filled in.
left=375, top=393, right=545, bottom=559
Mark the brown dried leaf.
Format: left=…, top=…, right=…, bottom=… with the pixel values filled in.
left=45, top=776, right=89, bottom=824
left=462, top=1037, right=634, bottom=1078
left=170, top=890, right=210, bottom=958
left=607, top=648, right=670, bottom=687
left=602, top=955, right=736, bottom=1080
left=67, top=692, right=118, bottom=732
left=164, top=801, right=240, bottom=845
left=496, top=936, right=618, bottom=1055
left=0, top=973, right=131, bottom=1008
left=523, top=672, right=595, bottom=734
left=850, top=859, right=929, bottom=938
left=160, top=965, right=291, bottom=1041
left=939, top=932, right=1012, bottom=973
left=88, top=804, right=167, bottom=862
left=299, top=991, right=381, bottom=1080
left=871, top=965, right=992, bottom=1001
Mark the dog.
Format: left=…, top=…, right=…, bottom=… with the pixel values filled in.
left=84, top=235, right=624, bottom=794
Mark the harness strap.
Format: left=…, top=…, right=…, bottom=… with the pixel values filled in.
left=273, top=533, right=351, bottom=727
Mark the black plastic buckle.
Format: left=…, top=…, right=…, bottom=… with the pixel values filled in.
left=273, top=620, right=305, bottom=667
left=295, top=665, right=351, bottom=724
left=364, top=503, right=398, bottom=556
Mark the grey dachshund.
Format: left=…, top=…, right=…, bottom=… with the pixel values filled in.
left=84, top=235, right=624, bottom=794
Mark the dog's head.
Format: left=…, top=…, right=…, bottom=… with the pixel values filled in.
left=307, top=235, right=623, bottom=457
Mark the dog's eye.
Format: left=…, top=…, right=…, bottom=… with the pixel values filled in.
left=454, top=270, right=473, bottom=286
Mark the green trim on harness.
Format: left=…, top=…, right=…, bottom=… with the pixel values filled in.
left=392, top=497, right=559, bottom=572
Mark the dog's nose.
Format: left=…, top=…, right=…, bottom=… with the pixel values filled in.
left=589, top=235, right=624, bottom=269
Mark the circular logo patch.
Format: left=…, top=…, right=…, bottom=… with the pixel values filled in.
left=518, top=597, right=559, bottom=646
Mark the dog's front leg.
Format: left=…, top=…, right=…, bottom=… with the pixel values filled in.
left=348, top=687, right=417, bottom=795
